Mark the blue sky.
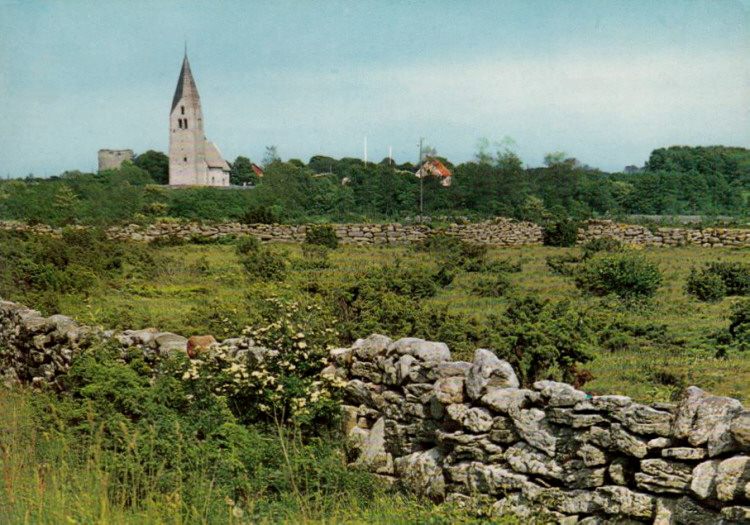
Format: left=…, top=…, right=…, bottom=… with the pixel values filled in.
left=2, top=0, right=750, bottom=176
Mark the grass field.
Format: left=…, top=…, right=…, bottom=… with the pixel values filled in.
left=54, top=241, right=750, bottom=404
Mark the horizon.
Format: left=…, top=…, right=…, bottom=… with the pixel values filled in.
left=2, top=0, right=750, bottom=177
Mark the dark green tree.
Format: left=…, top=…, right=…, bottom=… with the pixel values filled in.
left=133, top=150, right=169, bottom=184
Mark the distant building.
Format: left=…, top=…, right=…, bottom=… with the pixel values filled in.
left=98, top=149, right=133, bottom=171
left=168, top=52, right=230, bottom=186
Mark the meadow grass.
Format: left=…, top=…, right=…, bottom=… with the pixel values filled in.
left=0, top=389, right=529, bottom=525
left=55, top=241, right=750, bottom=404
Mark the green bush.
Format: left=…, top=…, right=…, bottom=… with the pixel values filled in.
left=702, top=261, right=750, bottom=296
left=472, top=274, right=512, bottom=297
left=581, top=237, right=624, bottom=258
left=686, top=268, right=727, bottom=302
left=543, top=220, right=581, bottom=247
left=546, top=253, right=582, bottom=276
left=239, top=248, right=288, bottom=281
left=483, top=295, right=594, bottom=386
left=235, top=235, right=262, bottom=255
left=414, top=233, right=462, bottom=253
left=294, top=243, right=331, bottom=270
left=483, top=258, right=523, bottom=274
left=575, top=253, right=663, bottom=300
left=305, top=225, right=339, bottom=249
left=239, top=205, right=279, bottom=224
left=729, top=299, right=750, bottom=351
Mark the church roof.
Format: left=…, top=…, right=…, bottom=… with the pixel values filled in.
left=171, top=54, right=200, bottom=113
left=205, top=141, right=231, bottom=171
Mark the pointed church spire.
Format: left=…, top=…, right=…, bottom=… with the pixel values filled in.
left=171, top=50, right=200, bottom=113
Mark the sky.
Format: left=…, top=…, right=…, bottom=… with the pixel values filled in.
left=1, top=0, right=750, bottom=176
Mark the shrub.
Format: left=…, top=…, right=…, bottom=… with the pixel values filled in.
left=239, top=248, right=288, bottom=281
left=414, top=233, right=462, bottom=253
left=149, top=234, right=187, bottom=247
left=239, top=205, right=279, bottom=224
left=546, top=253, right=582, bottom=276
left=305, top=224, right=339, bottom=249
left=703, top=261, right=750, bottom=296
left=575, top=253, right=662, bottom=300
left=729, top=299, right=750, bottom=351
left=235, top=235, right=262, bottom=255
left=686, top=268, right=727, bottom=302
left=483, top=258, right=523, bottom=274
left=185, top=298, right=343, bottom=427
left=294, top=243, right=331, bottom=270
left=472, top=274, right=512, bottom=297
left=543, top=220, right=581, bottom=247
left=581, top=237, right=624, bottom=258
left=432, top=265, right=457, bottom=287
left=483, top=295, right=594, bottom=386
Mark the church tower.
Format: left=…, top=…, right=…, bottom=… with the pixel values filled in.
left=169, top=52, right=230, bottom=186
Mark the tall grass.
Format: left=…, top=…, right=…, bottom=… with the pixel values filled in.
left=1, top=389, right=528, bottom=524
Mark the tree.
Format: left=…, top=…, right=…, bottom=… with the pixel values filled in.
left=230, top=156, right=258, bottom=186
left=263, top=145, right=281, bottom=168
left=52, top=185, right=79, bottom=225
left=133, top=150, right=169, bottom=184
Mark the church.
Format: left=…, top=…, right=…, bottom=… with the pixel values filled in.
left=169, top=52, right=231, bottom=186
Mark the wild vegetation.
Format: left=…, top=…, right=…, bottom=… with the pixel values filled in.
left=1, top=145, right=749, bottom=227
left=1, top=142, right=750, bottom=522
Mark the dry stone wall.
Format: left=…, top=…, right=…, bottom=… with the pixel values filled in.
left=2, top=218, right=748, bottom=248
left=1, top=299, right=749, bottom=523
left=330, top=335, right=750, bottom=524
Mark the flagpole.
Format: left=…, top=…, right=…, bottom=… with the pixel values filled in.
left=418, top=137, right=424, bottom=224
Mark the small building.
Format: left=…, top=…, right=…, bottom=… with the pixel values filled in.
left=168, top=52, right=230, bottom=186
left=98, top=149, right=134, bottom=171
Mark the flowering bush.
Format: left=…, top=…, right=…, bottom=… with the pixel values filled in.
left=180, top=298, right=345, bottom=428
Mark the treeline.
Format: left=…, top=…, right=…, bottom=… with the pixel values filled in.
left=1, top=145, right=748, bottom=226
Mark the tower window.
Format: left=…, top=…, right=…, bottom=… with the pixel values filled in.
left=184, top=119, right=188, bottom=129
left=181, top=106, right=185, bottom=115
left=178, top=118, right=183, bottom=129
left=183, top=157, right=187, bottom=162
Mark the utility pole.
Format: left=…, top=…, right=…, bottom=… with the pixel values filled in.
left=418, top=137, right=424, bottom=224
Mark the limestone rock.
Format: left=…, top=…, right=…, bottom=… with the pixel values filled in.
left=434, top=360, right=472, bottom=378
left=655, top=496, right=722, bottom=525
left=730, top=411, right=750, bottom=452
left=634, top=459, right=692, bottom=495
left=355, top=417, right=393, bottom=474
left=463, top=407, right=493, bottom=433
left=615, top=404, right=673, bottom=437
left=716, top=455, right=750, bottom=502
left=394, top=447, right=446, bottom=501
left=388, top=338, right=451, bottom=362
left=691, top=459, right=721, bottom=500
left=352, top=334, right=392, bottom=360
left=433, top=376, right=465, bottom=405
left=465, top=349, right=519, bottom=401
left=611, top=424, right=649, bottom=458
left=511, top=407, right=557, bottom=456
left=505, top=442, right=563, bottom=480
left=673, top=386, right=743, bottom=457
left=578, top=443, right=608, bottom=467
left=154, top=332, right=187, bottom=353
left=533, top=380, right=588, bottom=407
left=661, top=447, right=706, bottom=461
left=481, top=388, right=534, bottom=413
left=721, top=506, right=750, bottom=523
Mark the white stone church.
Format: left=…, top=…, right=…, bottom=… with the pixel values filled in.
left=168, top=52, right=231, bottom=186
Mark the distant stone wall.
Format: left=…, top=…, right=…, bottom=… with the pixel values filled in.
left=1, top=218, right=749, bottom=248
left=580, top=220, right=750, bottom=248
left=97, top=149, right=134, bottom=171
left=1, top=299, right=749, bottom=523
